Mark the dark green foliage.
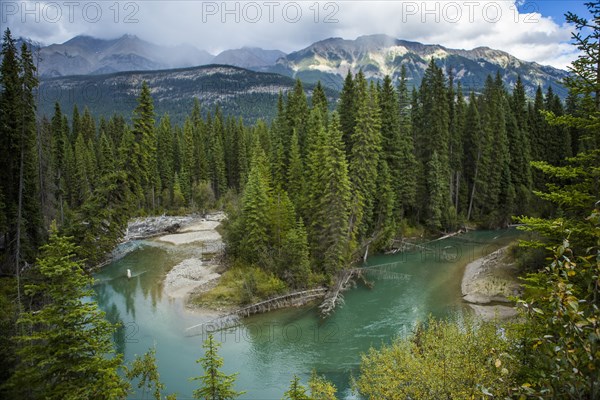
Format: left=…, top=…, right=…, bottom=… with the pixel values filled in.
left=131, top=81, right=157, bottom=209
left=0, top=29, right=43, bottom=270
left=338, top=70, right=357, bottom=153
left=564, top=1, right=600, bottom=111
left=413, top=59, right=451, bottom=228
left=517, top=225, right=600, bottom=399
left=395, top=66, right=418, bottom=216
left=372, top=158, right=396, bottom=250
left=190, top=334, right=244, bottom=400
left=4, top=225, right=128, bottom=399
left=348, top=73, right=382, bottom=241
left=311, top=81, right=329, bottom=119
left=236, top=149, right=271, bottom=264
left=305, top=113, right=352, bottom=274
left=126, top=347, right=175, bottom=400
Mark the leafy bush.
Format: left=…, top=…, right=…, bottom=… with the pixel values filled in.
left=355, top=315, right=519, bottom=399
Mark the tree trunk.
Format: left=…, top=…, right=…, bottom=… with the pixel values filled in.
left=467, top=150, right=481, bottom=221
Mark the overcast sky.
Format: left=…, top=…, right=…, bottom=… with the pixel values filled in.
left=1, top=0, right=591, bottom=70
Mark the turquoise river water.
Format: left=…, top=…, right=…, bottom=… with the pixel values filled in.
left=93, top=229, right=519, bottom=399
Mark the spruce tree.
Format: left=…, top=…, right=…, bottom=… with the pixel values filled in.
left=190, top=334, right=244, bottom=400
left=310, top=114, right=352, bottom=274
left=379, top=75, right=401, bottom=211
left=396, top=66, right=418, bottom=217
left=372, top=158, right=396, bottom=250
left=338, top=70, right=356, bottom=153
left=181, top=118, right=195, bottom=202
left=131, top=81, right=156, bottom=209
left=286, top=130, right=304, bottom=213
left=414, top=59, right=451, bottom=228
left=509, top=76, right=533, bottom=213
left=278, top=218, right=311, bottom=288
left=209, top=111, right=228, bottom=198
left=6, top=224, right=128, bottom=399
left=564, top=1, right=600, bottom=111
left=348, top=73, right=382, bottom=241
left=17, top=41, right=43, bottom=260
left=126, top=347, right=175, bottom=400
left=463, top=92, right=483, bottom=221
left=282, top=376, right=310, bottom=400
left=426, top=151, right=444, bottom=230
left=156, top=114, right=174, bottom=207
left=311, top=81, right=329, bottom=120
left=285, top=79, right=309, bottom=155
left=238, top=148, right=271, bottom=264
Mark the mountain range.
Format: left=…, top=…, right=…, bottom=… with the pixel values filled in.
left=27, top=34, right=568, bottom=99
left=24, top=33, right=571, bottom=122
left=268, top=34, right=569, bottom=98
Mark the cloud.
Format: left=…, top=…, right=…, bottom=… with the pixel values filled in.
left=1, top=0, right=579, bottom=69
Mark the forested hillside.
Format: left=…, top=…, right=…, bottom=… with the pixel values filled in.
left=38, top=64, right=338, bottom=124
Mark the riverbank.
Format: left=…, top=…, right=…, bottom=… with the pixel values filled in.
left=151, top=212, right=226, bottom=303
left=461, top=245, right=522, bottom=320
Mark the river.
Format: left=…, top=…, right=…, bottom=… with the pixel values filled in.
left=93, top=229, right=520, bottom=399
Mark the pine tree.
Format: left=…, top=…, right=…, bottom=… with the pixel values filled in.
left=0, top=31, right=21, bottom=215
left=73, top=133, right=91, bottom=206
left=181, top=118, right=195, bottom=202
left=286, top=130, right=304, bottom=212
left=310, top=114, right=352, bottom=274
left=80, top=107, right=96, bottom=143
left=71, top=104, right=81, bottom=142
left=131, top=81, right=156, bottom=209
left=414, top=59, right=451, bottom=227
left=156, top=114, right=174, bottom=207
left=463, top=92, right=483, bottom=221
left=426, top=151, right=444, bottom=230
left=282, top=376, right=310, bottom=400
left=544, top=86, right=572, bottom=165
left=338, top=70, right=356, bottom=153
left=238, top=149, right=271, bottom=264
left=348, top=73, right=382, bottom=241
left=278, top=218, right=311, bottom=288
left=564, top=1, right=600, bottom=111
left=448, top=74, right=465, bottom=214
left=372, top=158, right=396, bottom=250
left=118, top=126, right=143, bottom=205
left=126, top=347, right=175, bottom=400
left=209, top=111, right=228, bottom=198
left=17, top=41, right=43, bottom=261
left=6, top=224, right=128, bottom=399
left=190, top=334, right=244, bottom=400
left=286, top=79, right=309, bottom=156
left=509, top=76, right=533, bottom=213
left=379, top=75, right=401, bottom=210
left=311, top=81, right=329, bottom=121
left=171, top=172, right=185, bottom=209
left=396, top=66, right=418, bottom=217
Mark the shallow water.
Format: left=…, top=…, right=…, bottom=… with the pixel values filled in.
left=93, top=229, right=520, bottom=399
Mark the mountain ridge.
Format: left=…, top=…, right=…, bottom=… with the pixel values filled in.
left=269, top=34, right=568, bottom=98
left=20, top=33, right=570, bottom=99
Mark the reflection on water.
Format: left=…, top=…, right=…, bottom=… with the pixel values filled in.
left=94, top=229, right=520, bottom=399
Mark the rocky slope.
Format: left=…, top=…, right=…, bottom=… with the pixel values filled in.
left=270, top=34, right=568, bottom=98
